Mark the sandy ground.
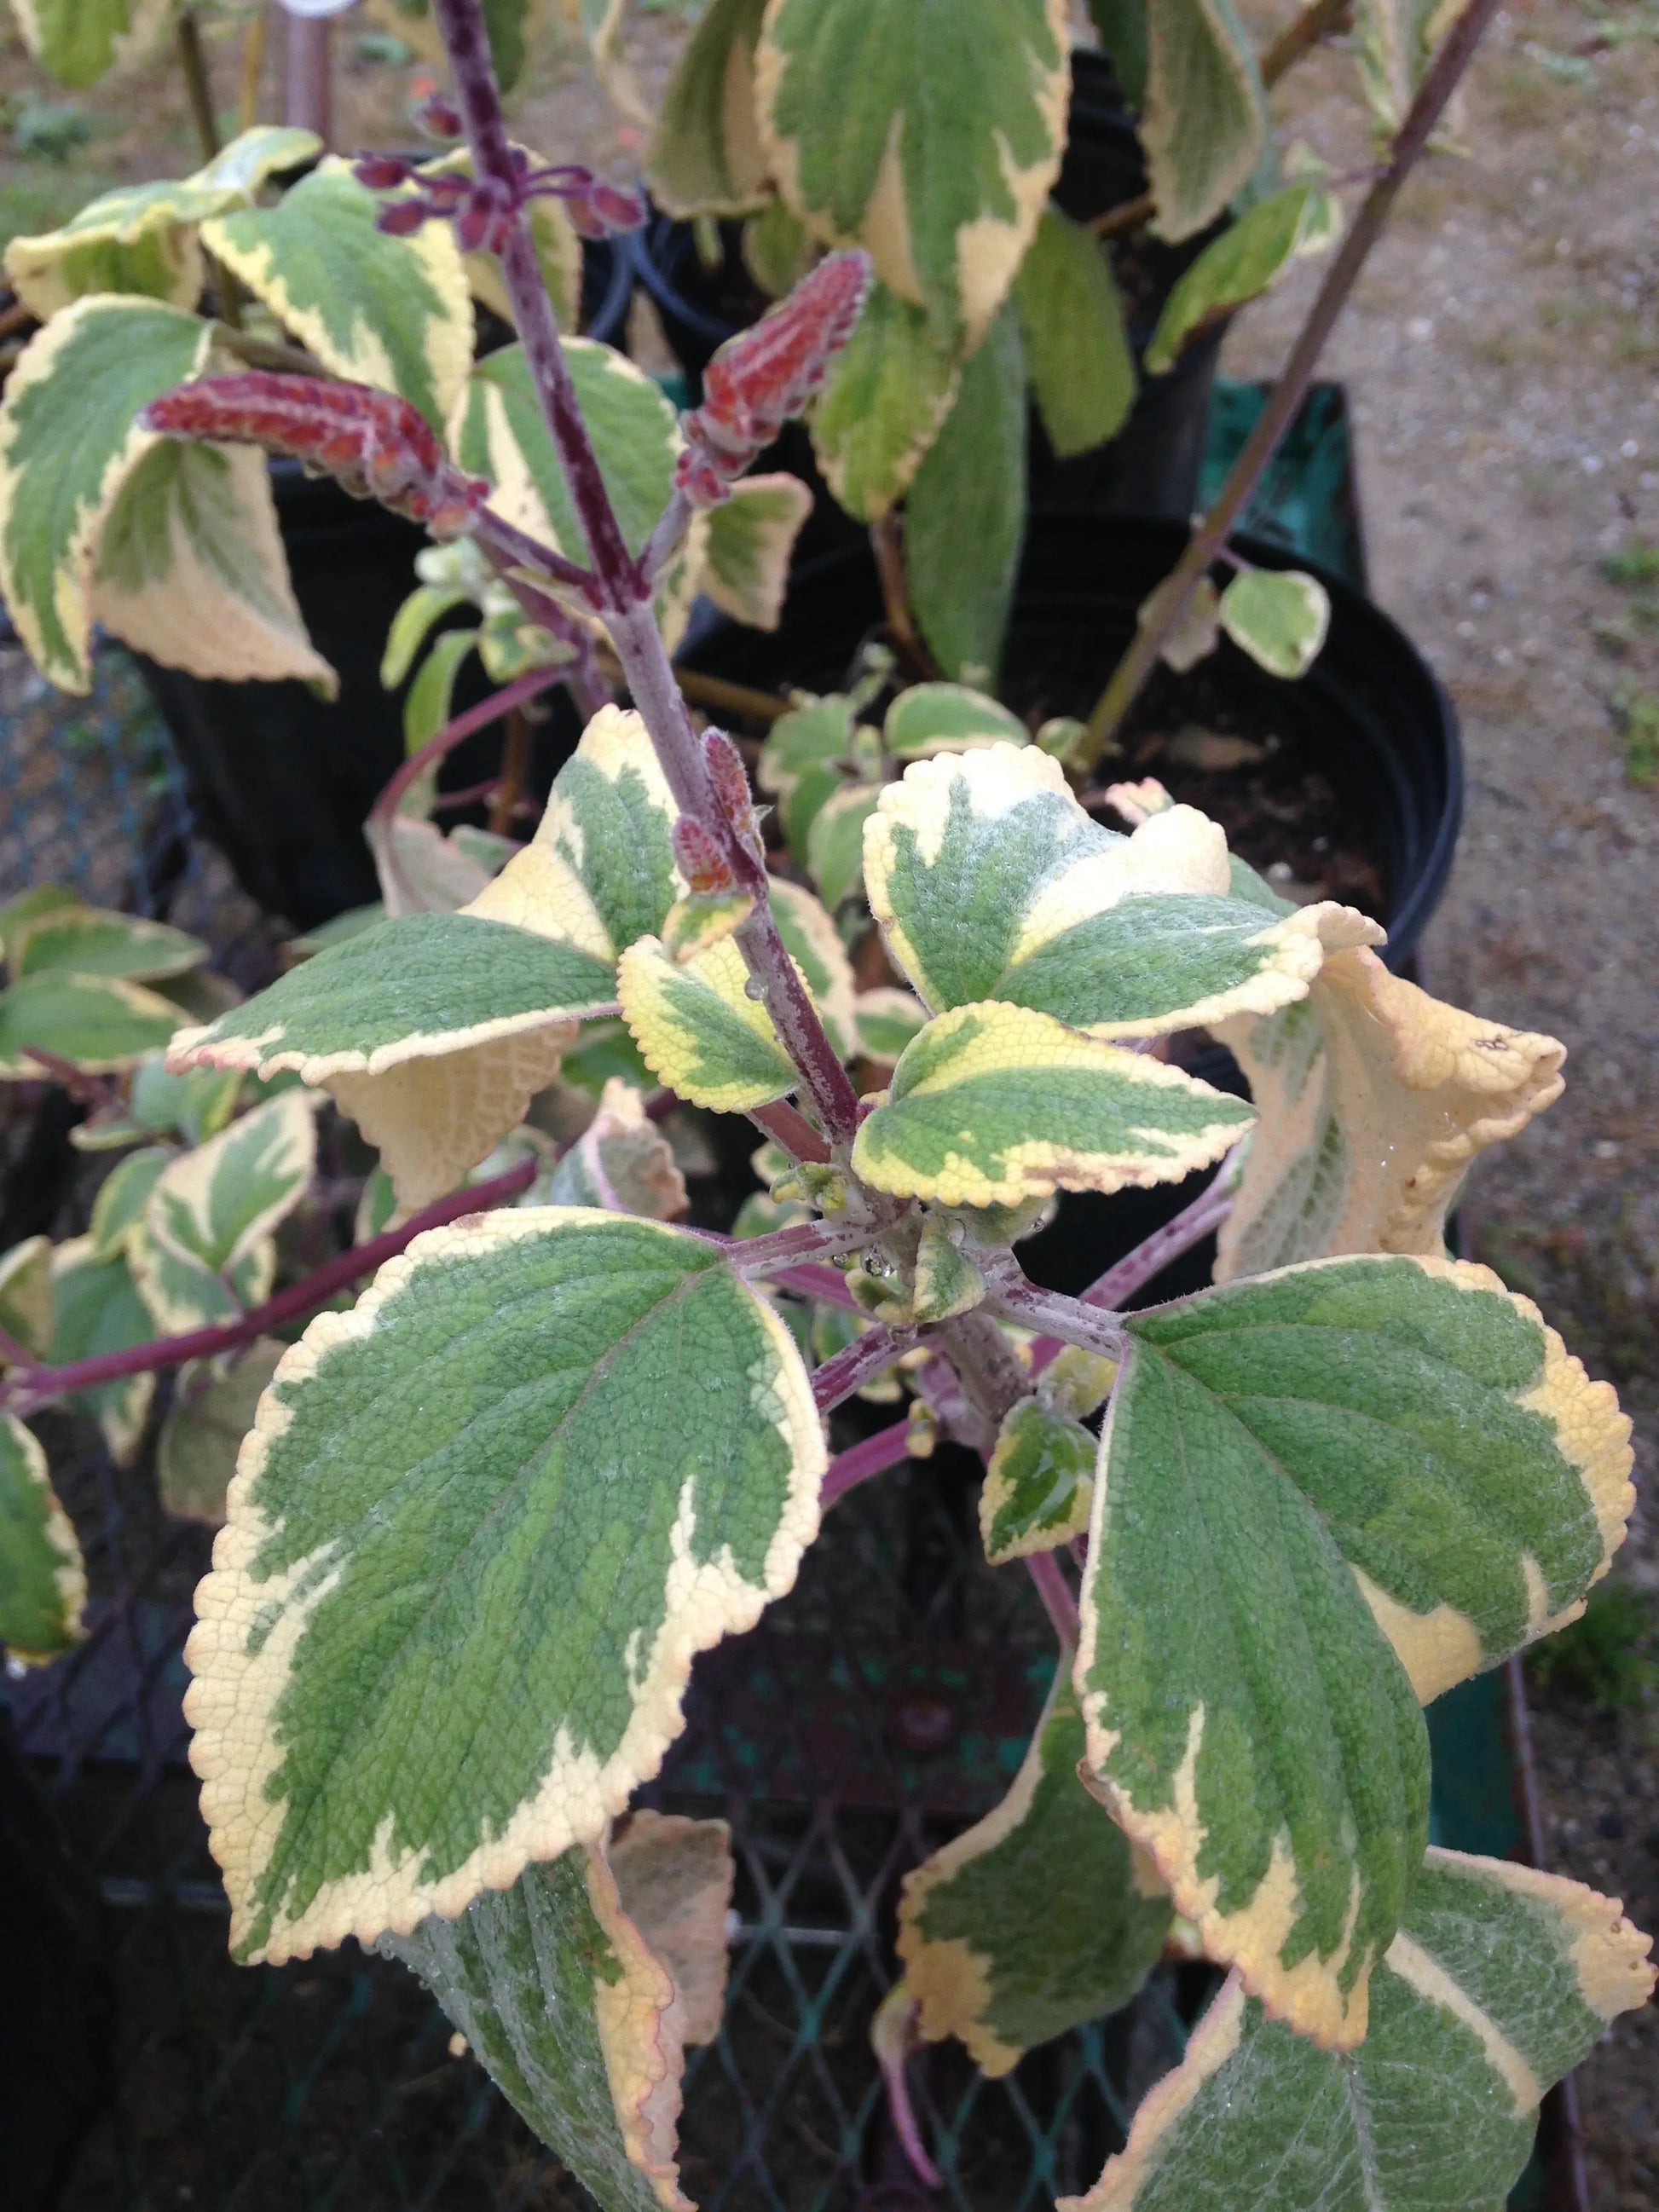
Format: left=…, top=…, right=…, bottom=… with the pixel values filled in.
left=0, top=0, right=1655, bottom=2199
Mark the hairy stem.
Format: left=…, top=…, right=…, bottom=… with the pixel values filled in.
left=1027, top=1166, right=1235, bottom=1372
left=980, top=1264, right=1128, bottom=1364
left=811, top=1325, right=914, bottom=1413
left=1076, top=0, right=1505, bottom=766
left=934, top=1309, right=1031, bottom=1427
left=1, top=1158, right=538, bottom=1418
left=429, top=0, right=865, bottom=1151
left=748, top=1097, right=833, bottom=1164
left=767, top=1262, right=859, bottom=1310
left=820, top=1419, right=911, bottom=1509
left=734, top=1217, right=873, bottom=1277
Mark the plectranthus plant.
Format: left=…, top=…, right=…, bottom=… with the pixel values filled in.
left=2, top=3, right=1646, bottom=2205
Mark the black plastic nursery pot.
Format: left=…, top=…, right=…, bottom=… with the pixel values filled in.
left=636, top=48, right=1226, bottom=524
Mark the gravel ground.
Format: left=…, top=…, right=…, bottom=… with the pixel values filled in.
left=0, top=1, right=1655, bottom=2199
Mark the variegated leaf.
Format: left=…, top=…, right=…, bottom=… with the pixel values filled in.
left=0, top=1233, right=54, bottom=1357
left=205, top=160, right=473, bottom=429
left=9, top=902, right=206, bottom=984
left=852, top=985, right=927, bottom=1068
left=449, top=340, right=679, bottom=563
left=1077, top=1254, right=1634, bottom=2046
left=0, top=295, right=209, bottom=690
left=809, top=277, right=961, bottom=522
left=90, top=1144, right=172, bottom=1259
left=1354, top=0, right=1445, bottom=130
left=1215, top=944, right=1566, bottom=1280
left=384, top=1814, right=735, bottom=2212
left=884, top=681, right=1026, bottom=759
left=0, top=970, right=184, bottom=1077
left=864, top=743, right=1382, bottom=1037
left=756, top=0, right=1071, bottom=352
left=129, top=1051, right=244, bottom=1144
left=981, top=1395, right=1095, bottom=1565
left=159, top=1339, right=287, bottom=1528
left=852, top=1001, right=1254, bottom=1208
left=648, top=0, right=772, bottom=217
left=1140, top=0, right=1268, bottom=244
left=0, top=1412, right=85, bottom=1664
left=1015, top=205, right=1136, bottom=459
left=93, top=439, right=337, bottom=691
left=4, top=126, right=321, bottom=319
left=11, top=0, right=173, bottom=89
left=700, top=471, right=813, bottom=631
left=1061, top=1851, right=1655, bottom=2212
left=1218, top=568, right=1331, bottom=680
left=541, top=1079, right=689, bottom=1221
left=618, top=936, right=800, bottom=1112
left=48, top=1237, right=154, bottom=1463
left=911, top=1213, right=986, bottom=1324
left=1143, top=183, right=1340, bottom=376
left=899, top=1671, right=1171, bottom=2075
left=186, top=1209, right=823, bottom=1962
left=131, top=1089, right=317, bottom=1334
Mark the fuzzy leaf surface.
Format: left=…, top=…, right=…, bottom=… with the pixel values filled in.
left=809, top=277, right=961, bottom=521
left=1077, top=1254, right=1633, bottom=2045
left=864, top=744, right=1380, bottom=1036
left=899, top=1671, right=1171, bottom=2074
left=9, top=903, right=206, bottom=984
left=1140, top=0, right=1267, bottom=242
left=186, top=1210, right=824, bottom=1963
left=1061, top=1850, right=1655, bottom=2212
left=618, top=937, right=800, bottom=1111
left=852, top=1001, right=1252, bottom=1208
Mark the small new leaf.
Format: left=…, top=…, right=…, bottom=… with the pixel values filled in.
left=981, top=1395, right=1095, bottom=1565
left=1218, top=568, right=1332, bottom=679
left=852, top=1001, right=1254, bottom=1208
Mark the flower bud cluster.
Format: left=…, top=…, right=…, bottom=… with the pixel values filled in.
left=675, top=251, right=871, bottom=507
left=351, top=148, right=645, bottom=258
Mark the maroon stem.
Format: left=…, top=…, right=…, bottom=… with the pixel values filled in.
left=749, top=1097, right=833, bottom=1165
left=769, top=1262, right=858, bottom=1311
left=811, top=1325, right=913, bottom=1413
left=428, top=0, right=865, bottom=1153
left=980, top=1265, right=1127, bottom=1365
left=1027, top=1170, right=1234, bottom=1372
left=2, top=1158, right=537, bottom=1417
left=820, top=1419, right=911, bottom=1510
left=733, top=1216, right=873, bottom=1276
left=1025, top=1550, right=1080, bottom=1649
left=17, top=1048, right=115, bottom=1108
left=371, top=666, right=569, bottom=893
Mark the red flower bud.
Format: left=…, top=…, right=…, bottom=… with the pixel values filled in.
left=353, top=154, right=413, bottom=191
left=376, top=199, right=429, bottom=237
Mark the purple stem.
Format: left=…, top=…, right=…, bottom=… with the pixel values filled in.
left=873, top=1994, right=945, bottom=2193
left=820, top=1419, right=911, bottom=1509
left=1027, top=1171, right=1234, bottom=1373
left=1025, top=1550, right=1080, bottom=1649
left=734, top=1217, right=873, bottom=1276
left=812, top=1325, right=912, bottom=1413
left=769, top=1262, right=859, bottom=1311
left=473, top=507, right=594, bottom=598
left=980, top=1266, right=1126, bottom=1365
left=428, top=0, right=866, bottom=1152
left=1, top=1157, right=538, bottom=1418
left=749, top=1097, right=832, bottom=1164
